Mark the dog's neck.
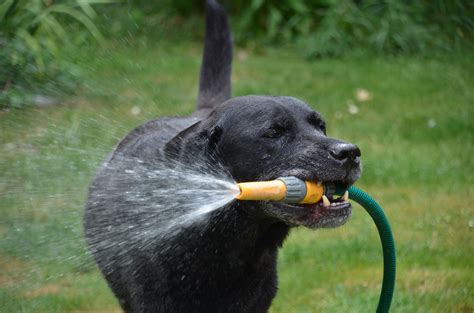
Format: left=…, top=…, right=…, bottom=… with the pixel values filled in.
left=219, top=203, right=290, bottom=263
left=176, top=202, right=290, bottom=262
left=162, top=202, right=290, bottom=294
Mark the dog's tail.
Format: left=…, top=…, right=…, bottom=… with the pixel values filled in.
left=196, top=0, right=232, bottom=111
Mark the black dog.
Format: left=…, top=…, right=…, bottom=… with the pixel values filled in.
left=84, top=1, right=361, bottom=312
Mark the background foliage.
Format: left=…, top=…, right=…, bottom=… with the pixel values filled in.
left=113, top=0, right=473, bottom=55
left=1, top=0, right=473, bottom=108
left=0, top=0, right=110, bottom=108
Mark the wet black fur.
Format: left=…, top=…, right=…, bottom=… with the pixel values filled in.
left=84, top=1, right=361, bottom=312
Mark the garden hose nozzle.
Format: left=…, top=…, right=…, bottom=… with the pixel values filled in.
left=235, top=176, right=344, bottom=204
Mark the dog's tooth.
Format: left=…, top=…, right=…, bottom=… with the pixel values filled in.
left=343, top=191, right=349, bottom=202
left=322, top=195, right=330, bottom=207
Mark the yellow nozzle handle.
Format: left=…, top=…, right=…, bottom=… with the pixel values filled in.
left=236, top=177, right=325, bottom=204
left=301, top=180, right=324, bottom=204
left=236, top=180, right=286, bottom=201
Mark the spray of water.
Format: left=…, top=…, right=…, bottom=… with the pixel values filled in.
left=89, top=153, right=240, bottom=235
left=83, top=152, right=242, bottom=274
left=0, top=107, right=239, bottom=306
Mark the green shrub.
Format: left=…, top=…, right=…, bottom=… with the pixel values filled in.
left=107, top=0, right=473, bottom=57
left=305, top=0, right=474, bottom=58
left=220, top=0, right=328, bottom=43
left=225, top=0, right=473, bottom=56
left=0, top=0, right=111, bottom=108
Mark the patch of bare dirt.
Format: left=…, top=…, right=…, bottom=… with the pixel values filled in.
left=24, top=283, right=61, bottom=298
left=0, top=255, right=30, bottom=286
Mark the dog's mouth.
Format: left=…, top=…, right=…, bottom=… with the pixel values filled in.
left=266, top=170, right=355, bottom=228
left=279, top=192, right=351, bottom=228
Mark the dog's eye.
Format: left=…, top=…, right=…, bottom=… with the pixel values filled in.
left=319, top=122, right=326, bottom=134
left=308, top=114, right=326, bottom=134
left=262, top=124, right=286, bottom=139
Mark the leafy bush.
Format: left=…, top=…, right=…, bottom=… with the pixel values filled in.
left=111, top=0, right=473, bottom=57
left=221, top=0, right=328, bottom=43
left=305, top=0, right=474, bottom=58
left=0, top=0, right=111, bottom=108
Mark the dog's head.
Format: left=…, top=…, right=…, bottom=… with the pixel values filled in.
left=165, top=95, right=361, bottom=228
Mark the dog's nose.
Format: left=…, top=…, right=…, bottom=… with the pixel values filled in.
left=329, top=143, right=361, bottom=164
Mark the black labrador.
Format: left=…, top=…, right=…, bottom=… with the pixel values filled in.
left=84, top=1, right=361, bottom=312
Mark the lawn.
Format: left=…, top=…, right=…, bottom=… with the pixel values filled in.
left=0, top=39, right=473, bottom=312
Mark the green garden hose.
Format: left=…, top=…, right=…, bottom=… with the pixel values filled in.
left=336, top=184, right=396, bottom=313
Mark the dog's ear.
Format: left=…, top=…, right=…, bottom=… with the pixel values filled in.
left=164, top=122, right=223, bottom=161
left=207, top=124, right=223, bottom=153
left=164, top=122, right=201, bottom=159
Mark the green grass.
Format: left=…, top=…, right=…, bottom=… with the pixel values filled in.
left=0, top=39, right=473, bottom=312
